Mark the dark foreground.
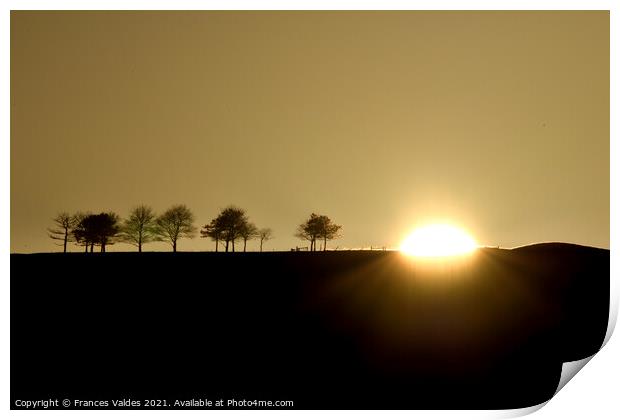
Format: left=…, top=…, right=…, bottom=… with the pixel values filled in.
left=11, top=244, right=609, bottom=409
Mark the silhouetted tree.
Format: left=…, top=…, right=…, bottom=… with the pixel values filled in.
left=72, top=212, right=121, bottom=252
left=258, top=228, right=273, bottom=252
left=200, top=218, right=225, bottom=252
left=96, top=213, right=121, bottom=252
left=47, top=212, right=76, bottom=253
left=296, top=213, right=341, bottom=251
left=238, top=222, right=258, bottom=252
left=156, top=205, right=197, bottom=252
left=119, top=205, right=161, bottom=252
left=213, top=206, right=248, bottom=252
left=315, top=215, right=342, bottom=251
left=72, top=212, right=92, bottom=252
left=296, top=213, right=322, bottom=251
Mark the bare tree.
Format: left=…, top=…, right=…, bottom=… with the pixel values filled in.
left=119, top=205, right=161, bottom=252
left=258, top=228, right=273, bottom=252
left=296, top=213, right=321, bottom=251
left=72, top=212, right=121, bottom=252
left=96, top=213, right=121, bottom=252
left=72, top=212, right=92, bottom=252
left=238, top=222, right=258, bottom=252
left=296, top=213, right=341, bottom=251
left=47, top=212, right=75, bottom=253
left=200, top=218, right=225, bottom=252
left=316, top=215, right=342, bottom=251
left=156, top=205, right=197, bottom=252
left=212, top=206, right=248, bottom=252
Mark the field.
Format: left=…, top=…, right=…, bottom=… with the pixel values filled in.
left=10, top=244, right=609, bottom=409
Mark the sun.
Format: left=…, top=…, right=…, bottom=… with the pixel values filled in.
left=400, top=223, right=477, bottom=257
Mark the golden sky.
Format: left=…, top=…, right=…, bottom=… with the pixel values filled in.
left=10, top=11, right=609, bottom=252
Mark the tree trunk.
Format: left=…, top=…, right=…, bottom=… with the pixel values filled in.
left=90, top=243, right=94, bottom=253
left=63, top=230, right=68, bottom=253
left=215, top=238, right=219, bottom=252
left=243, top=238, right=247, bottom=252
left=173, top=241, right=177, bottom=253
left=138, top=231, right=142, bottom=253
left=232, top=240, right=235, bottom=252
left=225, top=240, right=229, bottom=252
left=324, top=236, right=327, bottom=251
left=260, top=239, right=263, bottom=252
left=84, top=243, right=88, bottom=253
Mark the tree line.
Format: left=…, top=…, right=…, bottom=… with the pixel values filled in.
left=48, top=205, right=341, bottom=253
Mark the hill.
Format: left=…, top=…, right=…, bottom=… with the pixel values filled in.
left=10, top=244, right=609, bottom=409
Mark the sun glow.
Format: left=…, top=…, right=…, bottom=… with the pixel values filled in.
left=400, top=224, right=477, bottom=257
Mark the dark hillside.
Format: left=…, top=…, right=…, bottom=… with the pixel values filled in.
left=10, top=245, right=609, bottom=409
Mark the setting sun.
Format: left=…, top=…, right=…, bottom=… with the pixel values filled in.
left=400, top=224, right=477, bottom=257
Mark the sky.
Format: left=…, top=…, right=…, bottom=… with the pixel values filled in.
left=10, top=10, right=609, bottom=253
